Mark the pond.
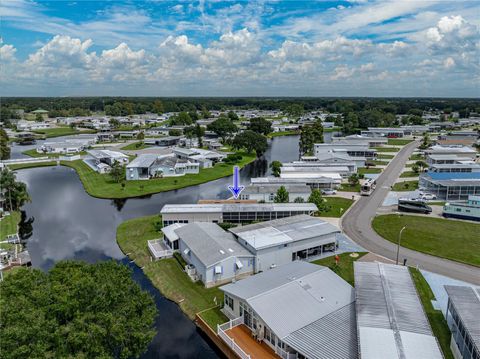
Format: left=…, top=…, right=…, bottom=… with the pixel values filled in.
left=14, top=134, right=326, bottom=358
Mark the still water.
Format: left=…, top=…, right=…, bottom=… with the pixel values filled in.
left=14, top=134, right=318, bottom=358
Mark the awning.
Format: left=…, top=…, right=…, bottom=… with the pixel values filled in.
left=183, top=248, right=190, bottom=255
left=235, top=259, right=244, bottom=269
left=215, top=265, right=222, bottom=274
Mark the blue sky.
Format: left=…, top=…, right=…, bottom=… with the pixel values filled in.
left=1, top=0, right=479, bottom=97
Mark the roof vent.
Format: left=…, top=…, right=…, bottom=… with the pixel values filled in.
left=219, top=249, right=225, bottom=254
left=228, top=248, right=234, bottom=253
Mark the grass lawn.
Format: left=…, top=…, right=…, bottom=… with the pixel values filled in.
left=8, top=161, right=57, bottom=170
left=120, top=142, right=152, bottom=150
left=32, top=127, right=96, bottom=138
left=116, top=215, right=227, bottom=329
left=372, top=160, right=389, bottom=166
left=339, top=183, right=361, bottom=192
left=267, top=130, right=299, bottom=138
left=387, top=138, right=414, bottom=145
left=0, top=211, right=21, bottom=240
left=372, top=214, right=480, bottom=266
left=358, top=167, right=382, bottom=175
left=373, top=146, right=399, bottom=152
left=57, top=150, right=255, bottom=199
left=317, top=197, right=354, bottom=218
left=392, top=180, right=418, bottom=191
left=409, top=268, right=454, bottom=359
left=400, top=171, right=419, bottom=178
left=409, top=153, right=425, bottom=161
left=377, top=154, right=394, bottom=159
left=312, top=252, right=367, bottom=286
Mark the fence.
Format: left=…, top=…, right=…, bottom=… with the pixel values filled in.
left=147, top=239, right=174, bottom=259
left=217, top=318, right=251, bottom=359
left=275, top=346, right=297, bottom=359
left=1, top=157, right=51, bottom=165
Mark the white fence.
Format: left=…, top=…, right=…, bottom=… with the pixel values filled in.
left=217, top=317, right=251, bottom=359
left=59, top=155, right=81, bottom=161
left=275, top=346, right=297, bottom=359
left=1, top=157, right=51, bottom=165
left=147, top=240, right=174, bottom=259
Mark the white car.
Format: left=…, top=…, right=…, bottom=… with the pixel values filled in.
left=420, top=193, right=437, bottom=200
left=321, top=189, right=337, bottom=195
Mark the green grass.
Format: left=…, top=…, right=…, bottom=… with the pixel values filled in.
left=32, top=127, right=96, bottom=138
left=267, top=130, right=299, bottom=138
left=409, top=268, right=454, bottom=359
left=7, top=161, right=57, bottom=170
left=377, top=154, right=394, bottom=159
left=387, top=138, right=413, bottom=145
left=358, top=167, right=382, bottom=175
left=409, top=153, right=425, bottom=161
left=400, top=171, right=419, bottom=178
left=312, top=252, right=367, bottom=286
left=0, top=211, right=20, bottom=241
left=371, top=160, right=389, bottom=166
left=197, top=307, right=229, bottom=330
left=429, top=201, right=446, bottom=206
left=373, top=146, right=399, bottom=152
left=120, top=142, right=152, bottom=150
left=116, top=215, right=226, bottom=328
left=317, top=197, right=354, bottom=218
left=392, top=180, right=418, bottom=191
left=372, top=214, right=480, bottom=266
left=339, top=183, right=361, bottom=192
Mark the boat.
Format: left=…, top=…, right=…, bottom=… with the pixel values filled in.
left=398, top=198, right=432, bottom=214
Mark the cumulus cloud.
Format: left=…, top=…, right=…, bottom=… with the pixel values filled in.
left=0, top=44, right=17, bottom=62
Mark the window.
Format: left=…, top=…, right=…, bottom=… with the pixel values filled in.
left=224, top=294, right=234, bottom=310
left=214, top=265, right=223, bottom=274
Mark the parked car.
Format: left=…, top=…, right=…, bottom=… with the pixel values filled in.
left=420, top=193, right=437, bottom=200
left=321, top=189, right=337, bottom=195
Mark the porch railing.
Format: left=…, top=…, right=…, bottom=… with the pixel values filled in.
left=217, top=316, right=250, bottom=359
left=147, top=240, right=174, bottom=259
left=275, top=346, right=297, bottom=359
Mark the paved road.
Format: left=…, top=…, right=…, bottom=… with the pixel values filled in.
left=342, top=141, right=480, bottom=285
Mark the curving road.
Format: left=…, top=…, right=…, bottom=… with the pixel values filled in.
left=341, top=140, right=480, bottom=285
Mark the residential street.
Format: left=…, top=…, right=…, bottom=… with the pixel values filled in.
left=341, top=141, right=480, bottom=285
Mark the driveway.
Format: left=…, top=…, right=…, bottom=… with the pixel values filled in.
left=341, top=140, right=480, bottom=285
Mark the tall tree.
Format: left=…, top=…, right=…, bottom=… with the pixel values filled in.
left=228, top=111, right=239, bottom=122
left=153, top=100, right=164, bottom=114
left=195, top=124, right=205, bottom=148
left=232, top=130, right=268, bottom=157
left=207, top=117, right=238, bottom=143
left=270, top=160, right=282, bottom=177
left=170, top=112, right=192, bottom=126
left=0, top=128, right=11, bottom=160
left=274, top=186, right=289, bottom=203
left=249, top=117, right=272, bottom=135
left=110, top=161, right=125, bottom=183
left=308, top=189, right=328, bottom=214
left=0, top=261, right=157, bottom=359
left=299, top=121, right=324, bottom=156
left=0, top=168, right=30, bottom=211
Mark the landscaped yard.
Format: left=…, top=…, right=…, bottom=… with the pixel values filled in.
left=377, top=154, right=394, bottom=159
left=373, top=146, right=399, bottom=152
left=409, top=153, right=425, bottom=161
left=120, top=141, right=152, bottom=150
left=338, top=183, right=361, bottom=192
left=387, top=138, right=414, bottom=145
left=32, top=127, right=96, bottom=138
left=317, top=197, right=354, bottom=218
left=392, top=180, right=418, bottom=191
left=0, top=211, right=20, bottom=240
left=358, top=167, right=382, bottom=175
left=372, top=160, right=389, bottom=166
left=409, top=268, right=454, bottom=359
left=372, top=214, right=480, bottom=266
left=400, top=171, right=419, bottom=178
left=116, top=215, right=227, bottom=330
left=312, top=252, right=367, bottom=286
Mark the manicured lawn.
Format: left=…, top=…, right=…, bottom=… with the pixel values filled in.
left=32, top=127, right=96, bottom=138
left=372, top=160, right=389, bottom=166
left=373, top=146, right=399, bottom=152
left=372, top=214, right=480, bottom=266
left=8, top=161, right=57, bottom=170
left=409, top=153, right=425, bottom=161
left=387, top=138, right=413, bottom=145
left=120, top=142, right=152, bottom=150
left=400, top=171, right=419, bottom=178
left=392, top=180, right=418, bottom=191
left=0, top=211, right=20, bottom=240
left=58, top=150, right=255, bottom=199
left=197, top=307, right=229, bottom=330
left=317, top=197, right=354, bottom=218
left=358, top=167, right=382, bottom=175
left=339, top=183, right=361, bottom=192
left=22, top=149, right=88, bottom=158
left=267, top=130, right=299, bottom=138
left=312, top=252, right=367, bottom=286
left=116, top=215, right=226, bottom=329
left=377, top=154, right=394, bottom=159
left=409, top=268, right=454, bottom=359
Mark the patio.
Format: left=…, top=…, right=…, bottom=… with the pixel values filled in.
left=224, top=325, right=279, bottom=359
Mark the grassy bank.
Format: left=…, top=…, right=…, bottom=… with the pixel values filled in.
left=372, top=214, right=480, bottom=266
left=0, top=211, right=20, bottom=241
left=358, top=167, right=382, bottom=175
left=312, top=252, right=367, bottom=286
left=388, top=139, right=413, bottom=145
left=32, top=127, right=96, bottom=138
left=373, top=146, right=399, bottom=152
left=392, top=180, right=418, bottom=191
left=410, top=268, right=454, bottom=359
left=8, top=161, right=57, bottom=170
left=400, top=171, right=419, bottom=178
left=267, top=130, right=299, bottom=138
left=318, top=197, right=354, bottom=218
left=116, top=215, right=227, bottom=330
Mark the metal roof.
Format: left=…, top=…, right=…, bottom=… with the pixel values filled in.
left=354, top=262, right=442, bottom=359
left=127, top=154, right=158, bottom=168
left=445, top=285, right=480, bottom=352
left=229, top=215, right=339, bottom=250
left=283, top=302, right=358, bottom=359
left=160, top=203, right=317, bottom=214
left=174, top=223, right=253, bottom=267
left=222, top=261, right=355, bottom=338
left=242, top=184, right=311, bottom=195
left=281, top=166, right=350, bottom=173
left=161, top=223, right=185, bottom=241
left=87, top=149, right=128, bottom=159
left=280, top=172, right=343, bottom=180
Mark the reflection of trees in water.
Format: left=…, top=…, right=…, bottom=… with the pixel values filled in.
left=18, top=210, right=34, bottom=241
left=243, top=157, right=268, bottom=179
left=112, top=198, right=127, bottom=211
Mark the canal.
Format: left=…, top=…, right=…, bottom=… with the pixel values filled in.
left=13, top=133, right=336, bottom=357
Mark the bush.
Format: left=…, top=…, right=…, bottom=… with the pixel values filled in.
left=223, top=153, right=243, bottom=164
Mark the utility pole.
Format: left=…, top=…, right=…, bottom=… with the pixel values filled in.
left=396, top=226, right=407, bottom=265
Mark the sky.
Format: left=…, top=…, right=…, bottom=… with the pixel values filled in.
left=1, top=0, right=479, bottom=97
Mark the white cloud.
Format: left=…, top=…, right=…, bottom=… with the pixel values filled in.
left=443, top=57, right=455, bottom=69
left=0, top=44, right=17, bottom=62
left=331, top=65, right=355, bottom=80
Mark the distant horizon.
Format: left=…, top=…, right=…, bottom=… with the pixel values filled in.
left=2, top=96, right=480, bottom=100
left=1, top=1, right=479, bottom=97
